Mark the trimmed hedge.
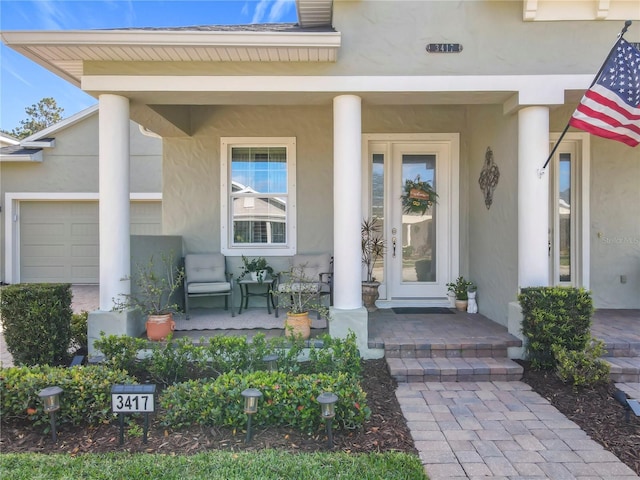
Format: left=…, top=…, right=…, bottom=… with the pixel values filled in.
left=93, top=331, right=362, bottom=386
left=519, top=286, right=594, bottom=369
left=0, top=283, right=73, bottom=366
left=0, top=365, right=135, bottom=428
left=160, top=370, right=370, bottom=433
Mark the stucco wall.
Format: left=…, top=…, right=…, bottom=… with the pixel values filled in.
left=163, top=105, right=334, bottom=274
left=164, top=103, right=480, bottom=293
left=549, top=106, right=640, bottom=309
left=589, top=137, right=640, bottom=308
left=84, top=1, right=631, bottom=78
left=467, top=106, right=519, bottom=326
left=0, top=116, right=161, bottom=193
left=0, top=113, right=162, bottom=283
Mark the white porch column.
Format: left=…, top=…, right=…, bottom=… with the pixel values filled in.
left=99, top=94, right=130, bottom=310
left=518, top=106, right=550, bottom=287
left=333, top=95, right=362, bottom=309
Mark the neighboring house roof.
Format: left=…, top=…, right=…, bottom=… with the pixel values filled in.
left=0, top=144, right=43, bottom=162
left=21, top=104, right=98, bottom=142
left=0, top=105, right=103, bottom=162
left=0, top=132, right=20, bottom=147
left=0, top=105, right=99, bottom=162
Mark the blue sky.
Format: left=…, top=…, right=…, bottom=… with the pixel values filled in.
left=0, top=0, right=298, bottom=133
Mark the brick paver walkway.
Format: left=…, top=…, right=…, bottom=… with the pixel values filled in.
left=397, top=381, right=639, bottom=479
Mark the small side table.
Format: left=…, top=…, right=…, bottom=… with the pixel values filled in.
left=238, top=277, right=277, bottom=315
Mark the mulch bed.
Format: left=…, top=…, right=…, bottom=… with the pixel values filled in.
left=1, top=359, right=638, bottom=477
left=0, top=359, right=416, bottom=456
left=518, top=360, right=640, bottom=475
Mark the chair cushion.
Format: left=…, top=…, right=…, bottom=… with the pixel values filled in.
left=291, top=254, right=332, bottom=280
left=278, top=282, right=320, bottom=293
left=185, top=253, right=226, bottom=283
left=188, top=282, right=232, bottom=294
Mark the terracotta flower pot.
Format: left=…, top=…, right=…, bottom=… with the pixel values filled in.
left=145, top=313, right=175, bottom=341
left=284, top=312, right=311, bottom=339
left=455, top=300, right=468, bottom=312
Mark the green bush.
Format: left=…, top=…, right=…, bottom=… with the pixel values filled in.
left=307, top=332, right=362, bottom=377
left=552, top=339, right=610, bottom=388
left=0, top=364, right=134, bottom=428
left=519, top=286, right=594, bottom=370
left=147, top=335, right=206, bottom=386
left=70, top=311, right=89, bottom=353
left=91, top=330, right=362, bottom=385
left=160, top=370, right=370, bottom=433
left=93, top=333, right=149, bottom=375
left=0, top=283, right=73, bottom=366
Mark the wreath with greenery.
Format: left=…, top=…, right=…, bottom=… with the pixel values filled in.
left=401, top=175, right=438, bottom=215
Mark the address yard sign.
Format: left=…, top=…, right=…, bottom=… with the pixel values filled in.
left=111, top=384, right=156, bottom=444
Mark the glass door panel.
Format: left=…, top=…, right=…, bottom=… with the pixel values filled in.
left=401, top=155, right=436, bottom=283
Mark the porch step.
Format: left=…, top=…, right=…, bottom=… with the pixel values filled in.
left=605, top=357, right=640, bottom=383
left=383, top=338, right=522, bottom=359
left=387, top=356, right=523, bottom=383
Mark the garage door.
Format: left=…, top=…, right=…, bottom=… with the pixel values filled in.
left=20, top=201, right=162, bottom=283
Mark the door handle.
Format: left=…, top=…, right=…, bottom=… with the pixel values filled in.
left=392, top=237, right=397, bottom=258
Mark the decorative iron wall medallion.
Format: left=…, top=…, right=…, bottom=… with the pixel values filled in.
left=478, top=147, right=500, bottom=209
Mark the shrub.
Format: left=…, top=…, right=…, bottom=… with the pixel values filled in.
left=552, top=339, right=610, bottom=388
left=0, top=364, right=134, bottom=428
left=519, top=286, right=594, bottom=370
left=307, top=332, right=362, bottom=377
left=92, top=331, right=320, bottom=384
left=94, top=332, right=149, bottom=375
left=70, top=311, right=89, bottom=354
left=147, top=335, right=205, bottom=387
left=160, top=370, right=370, bottom=433
left=0, top=283, right=73, bottom=366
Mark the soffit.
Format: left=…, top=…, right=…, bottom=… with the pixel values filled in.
left=0, top=27, right=341, bottom=86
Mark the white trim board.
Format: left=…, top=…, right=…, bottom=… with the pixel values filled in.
left=4, top=192, right=161, bottom=284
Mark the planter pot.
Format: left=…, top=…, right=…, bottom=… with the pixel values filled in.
left=250, top=270, right=266, bottom=282
left=145, top=313, right=175, bottom=341
left=362, top=281, right=380, bottom=313
left=455, top=300, right=468, bottom=312
left=284, top=311, right=311, bottom=339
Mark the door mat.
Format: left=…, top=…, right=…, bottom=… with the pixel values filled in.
left=392, top=307, right=455, bottom=314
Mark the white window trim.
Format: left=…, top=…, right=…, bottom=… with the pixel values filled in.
left=549, top=132, right=590, bottom=289
left=220, top=137, right=297, bottom=257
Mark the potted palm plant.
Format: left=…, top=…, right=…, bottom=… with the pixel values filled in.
left=362, top=217, right=386, bottom=312
left=112, top=252, right=184, bottom=341
left=273, top=264, right=330, bottom=339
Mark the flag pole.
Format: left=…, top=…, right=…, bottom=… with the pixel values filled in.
left=539, top=20, right=632, bottom=174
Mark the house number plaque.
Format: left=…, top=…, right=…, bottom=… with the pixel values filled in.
left=111, top=384, right=156, bottom=445
left=426, top=43, right=463, bottom=53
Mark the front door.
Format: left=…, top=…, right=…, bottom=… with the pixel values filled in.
left=364, top=134, right=459, bottom=306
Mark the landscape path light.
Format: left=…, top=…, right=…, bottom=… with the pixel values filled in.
left=241, top=388, right=262, bottom=443
left=262, top=354, right=278, bottom=372
left=38, top=386, right=63, bottom=442
left=317, top=391, right=338, bottom=448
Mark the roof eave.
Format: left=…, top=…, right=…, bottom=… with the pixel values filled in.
left=1, top=29, right=341, bottom=86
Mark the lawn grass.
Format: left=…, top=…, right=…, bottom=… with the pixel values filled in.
left=0, top=450, right=427, bottom=480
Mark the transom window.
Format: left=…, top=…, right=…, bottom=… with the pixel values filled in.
left=220, top=137, right=296, bottom=256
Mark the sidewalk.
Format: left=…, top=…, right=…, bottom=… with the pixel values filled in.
left=397, top=381, right=639, bottom=479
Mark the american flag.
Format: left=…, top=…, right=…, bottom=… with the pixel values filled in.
left=569, top=38, right=640, bottom=147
